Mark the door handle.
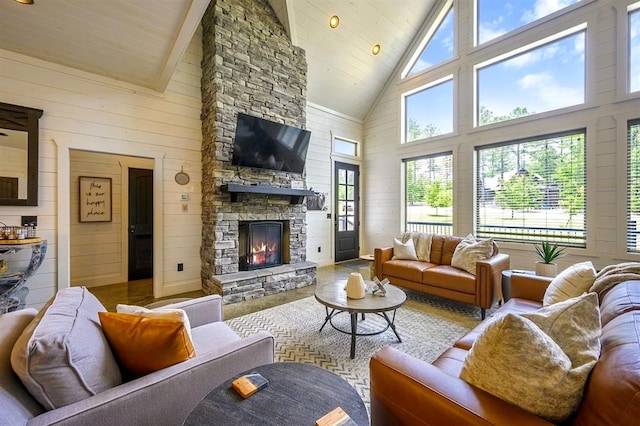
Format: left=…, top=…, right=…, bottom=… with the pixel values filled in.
left=129, top=225, right=136, bottom=233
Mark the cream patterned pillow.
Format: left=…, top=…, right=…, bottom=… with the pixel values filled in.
left=460, top=293, right=601, bottom=423
left=543, top=261, right=596, bottom=306
left=451, top=234, right=493, bottom=275
left=392, top=237, right=418, bottom=260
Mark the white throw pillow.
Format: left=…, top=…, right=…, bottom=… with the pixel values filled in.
left=392, top=237, right=419, bottom=260
left=451, top=234, right=494, bottom=275
left=460, top=293, right=601, bottom=423
left=116, top=304, right=192, bottom=340
left=543, top=261, right=596, bottom=306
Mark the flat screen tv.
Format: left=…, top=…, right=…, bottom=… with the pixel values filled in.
left=232, top=113, right=311, bottom=174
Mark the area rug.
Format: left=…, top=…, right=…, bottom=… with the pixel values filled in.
left=226, top=291, right=488, bottom=409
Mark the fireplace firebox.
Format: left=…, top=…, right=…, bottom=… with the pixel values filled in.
left=238, top=221, right=284, bottom=271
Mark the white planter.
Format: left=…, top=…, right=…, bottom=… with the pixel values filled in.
left=535, top=262, right=558, bottom=278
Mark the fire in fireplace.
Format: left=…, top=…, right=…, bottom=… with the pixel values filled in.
left=238, top=221, right=283, bottom=270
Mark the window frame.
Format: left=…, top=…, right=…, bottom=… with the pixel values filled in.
left=473, top=23, right=587, bottom=128
left=627, top=119, right=640, bottom=253
left=401, top=0, right=455, bottom=79
left=403, top=152, right=454, bottom=235
left=475, top=129, right=587, bottom=247
left=401, top=74, right=454, bottom=144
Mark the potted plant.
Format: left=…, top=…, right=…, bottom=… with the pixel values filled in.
left=533, top=241, right=565, bottom=277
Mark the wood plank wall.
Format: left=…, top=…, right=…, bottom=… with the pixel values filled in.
left=0, top=28, right=204, bottom=308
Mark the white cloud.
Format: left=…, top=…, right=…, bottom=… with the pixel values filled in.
left=518, top=72, right=584, bottom=109
left=522, top=0, right=579, bottom=23
left=479, top=23, right=508, bottom=44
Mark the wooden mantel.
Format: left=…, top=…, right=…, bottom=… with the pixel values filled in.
left=220, top=183, right=315, bottom=205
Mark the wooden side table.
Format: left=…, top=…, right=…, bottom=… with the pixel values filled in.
left=359, top=254, right=375, bottom=279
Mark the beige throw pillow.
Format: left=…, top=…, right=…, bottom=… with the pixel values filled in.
left=392, top=237, right=418, bottom=260
left=543, top=261, right=596, bottom=306
left=401, top=232, right=432, bottom=261
left=460, top=293, right=601, bottom=423
left=451, top=234, right=493, bottom=275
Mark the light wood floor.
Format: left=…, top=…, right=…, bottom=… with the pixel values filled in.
left=88, top=259, right=371, bottom=320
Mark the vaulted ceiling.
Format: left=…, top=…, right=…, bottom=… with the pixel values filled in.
left=0, top=0, right=435, bottom=120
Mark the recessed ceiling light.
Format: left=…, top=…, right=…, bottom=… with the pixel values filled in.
left=14, top=0, right=34, bottom=4
left=372, top=44, right=381, bottom=55
left=329, top=15, right=340, bottom=29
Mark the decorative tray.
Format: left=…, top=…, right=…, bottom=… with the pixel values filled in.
left=0, top=238, right=42, bottom=245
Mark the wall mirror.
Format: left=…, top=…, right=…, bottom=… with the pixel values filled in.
left=0, top=102, right=43, bottom=206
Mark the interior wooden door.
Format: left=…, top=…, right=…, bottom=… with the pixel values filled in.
left=334, top=161, right=359, bottom=262
left=128, top=168, right=153, bottom=280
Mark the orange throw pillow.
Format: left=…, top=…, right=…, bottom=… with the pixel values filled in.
left=98, top=312, right=195, bottom=379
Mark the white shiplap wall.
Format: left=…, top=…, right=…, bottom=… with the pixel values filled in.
left=0, top=28, right=203, bottom=308
left=362, top=0, right=640, bottom=272
left=305, top=103, right=363, bottom=266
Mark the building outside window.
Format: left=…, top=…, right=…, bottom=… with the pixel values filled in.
left=476, top=130, right=586, bottom=247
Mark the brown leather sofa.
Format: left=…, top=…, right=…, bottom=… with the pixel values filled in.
left=369, top=274, right=640, bottom=425
left=374, top=234, right=510, bottom=319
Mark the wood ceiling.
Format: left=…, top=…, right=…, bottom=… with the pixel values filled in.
left=0, top=0, right=436, bottom=120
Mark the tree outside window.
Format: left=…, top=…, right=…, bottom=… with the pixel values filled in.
left=476, top=130, right=586, bottom=246
left=405, top=153, right=453, bottom=235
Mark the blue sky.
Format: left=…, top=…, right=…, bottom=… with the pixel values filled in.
left=631, top=7, right=640, bottom=92
left=407, top=0, right=589, bottom=137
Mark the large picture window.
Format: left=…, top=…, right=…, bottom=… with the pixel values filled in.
left=405, top=153, right=453, bottom=235
left=476, top=130, right=586, bottom=246
left=404, top=77, right=454, bottom=142
left=476, top=0, right=582, bottom=45
left=476, top=27, right=586, bottom=126
left=628, top=120, right=640, bottom=252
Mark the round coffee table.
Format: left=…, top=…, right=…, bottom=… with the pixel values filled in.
left=315, top=280, right=406, bottom=359
left=184, top=363, right=369, bottom=426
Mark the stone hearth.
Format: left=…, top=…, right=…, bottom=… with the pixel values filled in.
left=200, top=0, right=316, bottom=304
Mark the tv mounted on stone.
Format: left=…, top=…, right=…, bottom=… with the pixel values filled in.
left=232, top=113, right=311, bottom=174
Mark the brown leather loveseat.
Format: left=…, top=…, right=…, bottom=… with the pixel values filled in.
left=374, top=233, right=510, bottom=319
left=369, top=274, right=640, bottom=425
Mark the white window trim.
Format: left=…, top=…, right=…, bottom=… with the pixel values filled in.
left=401, top=0, right=454, bottom=79
left=401, top=74, right=454, bottom=144
left=473, top=23, right=587, bottom=128
left=331, top=133, right=361, bottom=160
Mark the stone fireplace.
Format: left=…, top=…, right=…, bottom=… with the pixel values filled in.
left=200, top=0, right=316, bottom=304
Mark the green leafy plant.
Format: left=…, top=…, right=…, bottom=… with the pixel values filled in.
left=534, top=242, right=566, bottom=264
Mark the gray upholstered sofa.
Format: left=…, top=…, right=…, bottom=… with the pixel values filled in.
left=0, top=289, right=274, bottom=426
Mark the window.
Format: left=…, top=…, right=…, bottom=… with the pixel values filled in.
left=476, top=0, right=582, bottom=45
left=476, top=26, right=585, bottom=126
left=403, top=3, right=454, bottom=78
left=405, top=153, right=453, bottom=235
left=333, top=137, right=358, bottom=157
left=628, top=120, right=640, bottom=252
left=404, top=76, right=454, bottom=142
left=630, top=4, right=640, bottom=93
left=476, top=130, right=586, bottom=247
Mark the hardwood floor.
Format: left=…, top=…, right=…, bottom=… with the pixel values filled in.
left=88, top=259, right=371, bottom=320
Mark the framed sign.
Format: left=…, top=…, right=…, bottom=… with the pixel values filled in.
left=79, top=176, right=112, bottom=222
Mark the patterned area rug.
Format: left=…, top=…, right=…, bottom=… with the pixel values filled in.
left=226, top=291, right=487, bottom=409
